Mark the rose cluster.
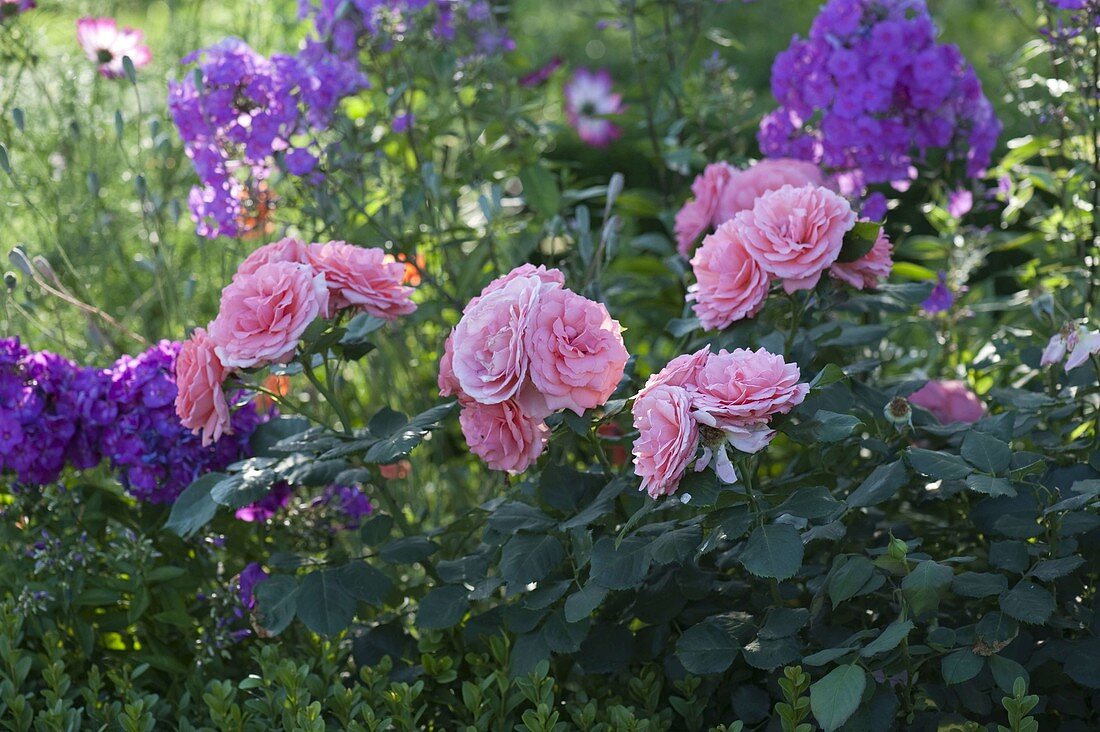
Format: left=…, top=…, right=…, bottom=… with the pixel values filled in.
left=688, top=183, right=893, bottom=331
left=298, top=0, right=514, bottom=59
left=439, top=265, right=629, bottom=473
left=758, top=0, right=1001, bottom=199
left=632, top=346, right=808, bottom=499
left=169, top=39, right=365, bottom=239
left=0, top=337, right=265, bottom=501
left=176, top=237, right=416, bottom=444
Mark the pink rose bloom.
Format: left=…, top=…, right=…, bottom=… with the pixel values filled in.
left=438, top=331, right=462, bottom=398
left=208, top=261, right=329, bottom=369
left=909, top=380, right=985, bottom=424
left=306, top=241, right=416, bottom=320
left=563, top=68, right=624, bottom=147
left=637, top=346, right=711, bottom=401
left=450, top=274, right=543, bottom=404
left=525, top=287, right=628, bottom=415
left=235, top=238, right=310, bottom=280
left=690, top=347, right=809, bottom=426
left=466, top=264, right=565, bottom=313
left=675, top=162, right=737, bottom=256
left=459, top=399, right=549, bottom=473
left=174, top=327, right=231, bottom=447
left=736, top=184, right=856, bottom=293
left=716, top=159, right=824, bottom=223
left=632, top=385, right=700, bottom=499
left=76, top=17, right=151, bottom=79
left=688, top=220, right=770, bottom=331
left=829, top=228, right=894, bottom=290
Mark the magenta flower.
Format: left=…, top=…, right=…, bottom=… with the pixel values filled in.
left=947, top=189, right=973, bottom=219
left=563, top=68, right=624, bottom=147
left=76, top=17, right=151, bottom=79
left=922, top=272, right=956, bottom=314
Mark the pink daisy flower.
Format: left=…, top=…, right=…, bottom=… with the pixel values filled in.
left=563, top=68, right=624, bottom=147
left=76, top=17, right=152, bottom=79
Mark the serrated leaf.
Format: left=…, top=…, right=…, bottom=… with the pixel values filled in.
left=999, top=581, right=1054, bottom=625
left=254, top=576, right=298, bottom=636
left=1031, top=555, right=1084, bottom=581
left=907, top=448, right=973, bottom=480
left=590, top=537, right=651, bottom=590
left=416, top=585, right=469, bottom=630
left=837, top=220, right=882, bottom=263
left=564, top=582, right=608, bottom=622
left=961, top=431, right=1012, bottom=473
left=810, top=664, right=866, bottom=731
left=378, top=536, right=439, bottom=564
left=676, top=619, right=740, bottom=675
left=942, top=648, right=983, bottom=684
left=846, top=460, right=908, bottom=508
left=901, top=561, right=953, bottom=615
left=336, top=561, right=391, bottom=604
left=500, top=534, right=564, bottom=585
left=740, top=524, right=804, bottom=581
left=648, top=525, right=702, bottom=564
left=951, top=571, right=1008, bottom=598
left=860, top=620, right=914, bottom=657
left=296, top=570, right=357, bottom=636
left=965, top=474, right=1017, bottom=497
left=812, top=410, right=862, bottom=442
left=829, top=555, right=875, bottom=607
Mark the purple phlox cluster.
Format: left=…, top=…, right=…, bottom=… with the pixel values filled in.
left=921, top=271, right=961, bottom=314
left=297, top=0, right=513, bottom=58
left=1042, top=1, right=1099, bottom=41
left=0, top=337, right=269, bottom=503
left=235, top=481, right=293, bottom=522
left=317, top=483, right=373, bottom=528
left=169, top=38, right=365, bottom=239
left=759, top=0, right=1001, bottom=200
left=0, top=339, right=115, bottom=486
left=236, top=562, right=269, bottom=611
left=0, top=0, right=35, bottom=21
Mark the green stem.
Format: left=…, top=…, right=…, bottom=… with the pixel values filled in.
left=303, top=359, right=354, bottom=435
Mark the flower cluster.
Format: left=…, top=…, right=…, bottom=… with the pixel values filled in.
left=563, top=68, right=625, bottom=148
left=176, top=238, right=416, bottom=443
left=674, top=158, right=823, bottom=256
left=758, top=0, right=1001, bottom=197
left=235, top=480, right=372, bottom=529
left=1042, top=324, right=1100, bottom=373
left=631, top=346, right=808, bottom=499
left=439, top=264, right=629, bottom=473
left=0, top=338, right=266, bottom=501
left=298, top=0, right=514, bottom=59
left=169, top=39, right=365, bottom=238
left=688, top=184, right=893, bottom=330
left=75, top=17, right=152, bottom=79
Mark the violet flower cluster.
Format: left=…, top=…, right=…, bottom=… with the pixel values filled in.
left=0, top=338, right=266, bottom=503
left=298, top=0, right=514, bottom=59
left=758, top=0, right=1001, bottom=199
left=168, top=38, right=365, bottom=239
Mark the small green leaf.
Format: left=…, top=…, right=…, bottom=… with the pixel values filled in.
left=564, top=582, right=608, bottom=623
left=951, top=571, right=1008, bottom=598
left=829, top=555, right=875, bottom=607
left=165, top=474, right=222, bottom=538
left=812, top=411, right=862, bottom=442
left=810, top=664, right=866, bottom=731
left=901, top=560, right=954, bottom=615
left=836, top=220, right=882, bottom=263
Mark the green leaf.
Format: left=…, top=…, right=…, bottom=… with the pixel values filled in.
left=359, top=514, right=394, bottom=546
left=988, top=654, right=1029, bottom=695
left=590, top=537, right=652, bottom=590
left=1031, top=555, right=1084, bottom=581
left=364, top=402, right=456, bottom=463
left=836, top=220, right=882, bottom=263
left=541, top=611, right=589, bottom=654
left=743, top=636, right=801, bottom=670
left=519, top=164, right=561, bottom=215
left=860, top=620, right=914, bottom=657
left=846, top=460, right=908, bottom=508
left=965, top=474, right=1017, bottom=497
left=648, top=525, right=702, bottom=564
left=296, top=570, right=357, bottom=636
left=500, top=534, right=565, bottom=586
left=564, top=582, right=608, bottom=623
left=166, top=474, right=222, bottom=538
left=378, top=536, right=439, bottom=564
left=676, top=619, right=740, bottom=675
left=336, top=561, right=391, bottom=605
left=487, top=502, right=556, bottom=532
left=339, top=313, right=385, bottom=359
left=989, top=541, right=1029, bottom=573
left=803, top=647, right=855, bottom=666
left=758, top=607, right=810, bottom=640
left=368, top=407, right=407, bottom=437
left=254, top=576, right=298, bottom=636
left=907, top=448, right=973, bottom=480
left=901, top=561, right=954, bottom=615
left=812, top=411, right=862, bottom=442
left=999, top=581, right=1054, bottom=625
left=809, top=364, right=847, bottom=390
left=416, top=585, right=469, bottom=630
left=775, top=486, right=842, bottom=520
left=941, top=648, right=983, bottom=684
left=740, top=524, right=804, bottom=581
left=961, top=431, right=1012, bottom=474
left=810, top=664, right=866, bottom=731
left=951, top=572, right=1008, bottom=598
left=829, top=555, right=875, bottom=607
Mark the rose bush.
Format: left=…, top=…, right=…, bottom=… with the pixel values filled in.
left=2, top=0, right=1099, bottom=729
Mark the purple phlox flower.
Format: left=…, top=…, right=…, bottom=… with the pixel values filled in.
left=237, top=562, right=269, bottom=611
left=235, top=481, right=293, bottom=522
left=922, top=271, right=956, bottom=314
left=947, top=188, right=973, bottom=219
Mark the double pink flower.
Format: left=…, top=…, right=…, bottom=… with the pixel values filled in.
left=441, top=264, right=629, bottom=473
left=632, top=346, right=808, bottom=499
left=175, top=238, right=417, bottom=444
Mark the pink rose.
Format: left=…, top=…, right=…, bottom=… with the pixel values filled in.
left=688, top=220, right=770, bottom=331
left=675, top=162, right=737, bottom=256
left=466, top=264, right=565, bottom=313
left=450, top=275, right=544, bottom=404
left=438, top=331, right=462, bottom=398
left=208, top=261, right=329, bottom=369
left=174, top=327, right=231, bottom=447
left=525, top=287, right=628, bottom=415
left=632, top=384, right=700, bottom=499
left=235, top=237, right=310, bottom=280
left=459, top=399, right=549, bottom=473
left=637, top=346, right=711, bottom=401
left=736, top=184, right=856, bottom=293
left=830, top=227, right=893, bottom=290
left=909, top=380, right=985, bottom=424
left=306, top=241, right=416, bottom=320
left=690, top=347, right=809, bottom=427
left=716, top=158, right=824, bottom=223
